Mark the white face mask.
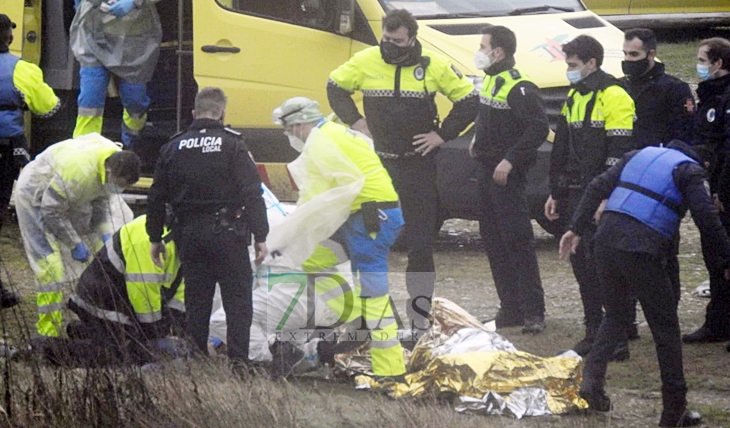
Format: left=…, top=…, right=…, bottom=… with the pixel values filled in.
left=287, top=133, right=305, bottom=152
left=566, top=66, right=585, bottom=85
left=473, top=49, right=494, bottom=71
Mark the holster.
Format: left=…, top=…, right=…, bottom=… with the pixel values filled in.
left=213, top=207, right=250, bottom=243
left=360, top=201, right=380, bottom=235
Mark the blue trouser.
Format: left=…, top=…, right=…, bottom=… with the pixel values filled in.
left=332, top=207, right=404, bottom=298
left=75, top=66, right=150, bottom=148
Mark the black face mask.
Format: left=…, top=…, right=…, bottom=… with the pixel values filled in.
left=380, top=39, right=421, bottom=66
left=621, top=57, right=650, bottom=79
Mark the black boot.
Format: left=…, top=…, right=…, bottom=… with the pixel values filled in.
left=573, top=323, right=599, bottom=356
left=682, top=325, right=729, bottom=344
left=609, top=339, right=630, bottom=362
left=579, top=377, right=611, bottom=412
left=659, top=410, right=702, bottom=427
left=0, top=285, right=19, bottom=309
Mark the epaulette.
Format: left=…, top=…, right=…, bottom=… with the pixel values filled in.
left=168, top=129, right=186, bottom=141
left=224, top=127, right=242, bottom=136
left=508, top=69, right=521, bottom=80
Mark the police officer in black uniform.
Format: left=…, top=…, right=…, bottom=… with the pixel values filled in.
left=469, top=25, right=549, bottom=334
left=683, top=37, right=730, bottom=346
left=620, top=27, right=696, bottom=341
left=560, top=140, right=730, bottom=427
left=147, top=87, right=269, bottom=367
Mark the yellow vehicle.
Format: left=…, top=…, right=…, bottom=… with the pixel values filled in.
left=584, top=0, right=730, bottom=29
left=11, top=0, right=627, bottom=233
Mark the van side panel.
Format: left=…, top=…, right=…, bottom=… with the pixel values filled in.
left=193, top=0, right=352, bottom=130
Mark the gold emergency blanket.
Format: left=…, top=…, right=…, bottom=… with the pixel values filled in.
left=342, top=298, right=588, bottom=416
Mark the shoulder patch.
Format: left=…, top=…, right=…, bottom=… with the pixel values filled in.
left=509, top=69, right=521, bottom=80
left=451, top=64, right=463, bottom=79
left=224, top=127, right=242, bottom=136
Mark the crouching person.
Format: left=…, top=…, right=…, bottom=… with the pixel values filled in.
left=272, top=97, right=406, bottom=381
left=33, top=214, right=186, bottom=367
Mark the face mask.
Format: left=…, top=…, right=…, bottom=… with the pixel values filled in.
left=473, top=50, right=494, bottom=71
left=287, top=133, right=305, bottom=152
left=621, top=57, right=650, bottom=79
left=380, top=40, right=416, bottom=65
left=697, top=63, right=713, bottom=81
left=566, top=67, right=585, bottom=85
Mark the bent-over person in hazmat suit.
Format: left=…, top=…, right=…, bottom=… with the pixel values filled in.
left=15, top=133, right=141, bottom=336
left=69, top=0, right=162, bottom=148
left=270, top=97, right=406, bottom=380
left=33, top=214, right=185, bottom=366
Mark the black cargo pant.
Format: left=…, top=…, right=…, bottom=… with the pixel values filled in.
left=699, top=211, right=730, bottom=336
left=478, top=169, right=544, bottom=319
left=177, top=213, right=253, bottom=361
left=586, top=245, right=687, bottom=413
left=0, top=143, right=17, bottom=233
left=381, top=155, right=437, bottom=329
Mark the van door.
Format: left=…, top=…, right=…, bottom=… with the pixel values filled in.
left=5, top=0, right=26, bottom=57
left=193, top=0, right=352, bottom=146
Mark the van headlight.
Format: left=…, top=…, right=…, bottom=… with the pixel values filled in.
left=466, top=75, right=484, bottom=93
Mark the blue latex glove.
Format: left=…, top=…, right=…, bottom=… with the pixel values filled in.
left=102, top=234, right=112, bottom=243
left=72, top=243, right=92, bottom=262
left=74, top=0, right=82, bottom=10
left=108, top=0, right=136, bottom=18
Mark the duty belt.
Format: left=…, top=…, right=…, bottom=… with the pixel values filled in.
left=376, top=150, right=419, bottom=160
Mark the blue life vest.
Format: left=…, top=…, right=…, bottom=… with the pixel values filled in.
left=605, top=147, right=697, bottom=238
left=0, top=53, right=23, bottom=138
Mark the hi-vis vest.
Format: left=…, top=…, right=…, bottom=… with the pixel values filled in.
left=117, top=215, right=182, bottom=323
left=605, top=147, right=697, bottom=238
left=479, top=67, right=530, bottom=109
left=71, top=215, right=183, bottom=326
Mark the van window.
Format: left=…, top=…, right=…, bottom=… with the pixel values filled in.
left=220, top=0, right=341, bottom=33
left=381, top=0, right=585, bottom=17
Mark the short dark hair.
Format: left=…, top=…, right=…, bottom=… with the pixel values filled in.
left=700, top=37, right=730, bottom=71
left=624, top=28, right=657, bottom=52
left=562, top=35, right=604, bottom=67
left=106, top=151, right=141, bottom=184
left=382, top=9, right=418, bottom=38
left=194, top=87, right=227, bottom=120
left=0, top=14, right=15, bottom=47
left=480, top=25, right=517, bottom=58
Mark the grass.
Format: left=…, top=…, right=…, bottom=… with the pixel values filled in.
left=2, top=29, right=730, bottom=428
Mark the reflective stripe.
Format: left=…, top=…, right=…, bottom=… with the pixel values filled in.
left=37, top=282, right=64, bottom=293
left=70, top=295, right=133, bottom=325
left=77, top=107, right=104, bottom=117
left=135, top=311, right=162, bottom=323
left=479, top=95, right=510, bottom=109
left=165, top=299, right=185, bottom=312
left=607, top=128, right=633, bottom=137
left=126, top=273, right=171, bottom=283
left=37, top=302, right=62, bottom=314
left=106, top=238, right=125, bottom=273
left=366, top=317, right=396, bottom=331
left=370, top=338, right=400, bottom=349
left=318, top=284, right=346, bottom=302
left=454, top=90, right=479, bottom=103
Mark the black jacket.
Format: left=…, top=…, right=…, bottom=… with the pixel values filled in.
left=622, top=62, right=695, bottom=149
left=550, top=69, right=636, bottom=199
left=147, top=119, right=269, bottom=243
left=570, top=141, right=730, bottom=271
left=694, top=73, right=730, bottom=195
left=472, top=57, right=549, bottom=171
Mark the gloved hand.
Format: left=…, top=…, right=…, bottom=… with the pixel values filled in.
left=72, top=243, right=92, bottom=262
left=74, top=0, right=82, bottom=10
left=108, top=0, right=136, bottom=18
left=102, top=234, right=111, bottom=243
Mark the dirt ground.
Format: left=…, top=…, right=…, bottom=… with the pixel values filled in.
left=2, top=216, right=729, bottom=427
